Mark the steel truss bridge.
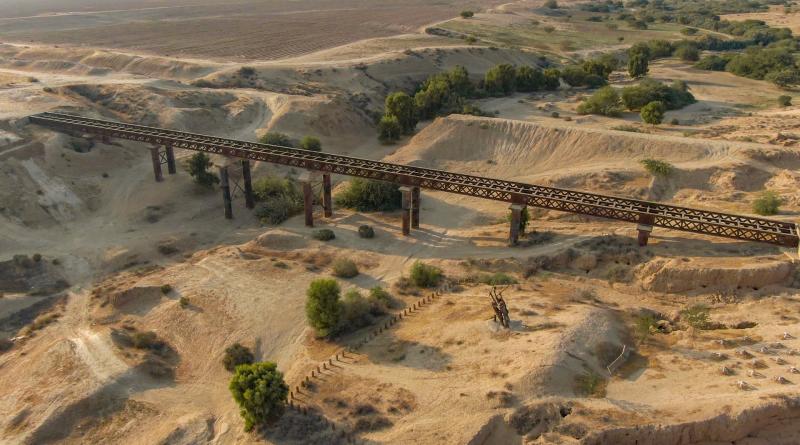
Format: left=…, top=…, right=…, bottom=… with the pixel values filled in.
left=29, top=111, right=800, bottom=248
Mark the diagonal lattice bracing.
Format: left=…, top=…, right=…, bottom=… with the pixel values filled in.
left=28, top=111, right=799, bottom=248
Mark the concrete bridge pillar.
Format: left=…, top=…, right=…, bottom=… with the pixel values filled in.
left=399, top=186, right=412, bottom=236
left=411, top=186, right=420, bottom=229
left=637, top=214, right=655, bottom=246
left=323, top=173, right=332, bottom=218
left=218, top=165, right=233, bottom=219
left=509, top=204, right=525, bottom=246
left=149, top=146, right=163, bottom=182
left=165, top=145, right=177, bottom=175
left=241, top=159, right=255, bottom=209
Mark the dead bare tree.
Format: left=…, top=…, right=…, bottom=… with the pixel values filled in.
left=489, top=285, right=511, bottom=329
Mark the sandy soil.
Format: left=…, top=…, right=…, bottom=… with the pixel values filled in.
left=2, top=0, right=800, bottom=443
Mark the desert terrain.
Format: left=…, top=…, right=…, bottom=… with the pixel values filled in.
left=2, top=0, right=800, bottom=444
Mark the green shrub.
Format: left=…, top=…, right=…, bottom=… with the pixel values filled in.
left=335, top=178, right=401, bottom=211
left=575, top=371, right=606, bottom=397
left=544, top=0, right=558, bottom=9
left=726, top=47, right=795, bottom=80
left=259, top=132, right=293, bottom=147
left=299, top=136, right=322, bottom=151
left=680, top=305, right=710, bottom=329
left=409, top=261, right=443, bottom=288
left=229, top=362, right=288, bottom=431
left=485, top=64, right=517, bottom=96
left=187, top=153, right=219, bottom=188
left=635, top=314, right=657, bottom=343
left=378, top=114, right=402, bottom=143
left=358, top=225, right=375, bottom=238
left=460, top=10, right=474, bottom=18
left=32, top=253, right=42, bottom=262
left=179, top=296, right=189, bottom=308
left=681, top=27, right=698, bottom=36
left=516, top=66, right=545, bottom=92
left=673, top=43, right=700, bottom=62
left=551, top=111, right=560, bottom=118
left=252, top=177, right=303, bottom=224
left=312, top=229, right=336, bottom=241
left=640, top=100, right=665, bottom=125
left=640, top=159, right=674, bottom=176
left=506, top=206, right=530, bottom=234
left=413, top=66, right=475, bottom=119
left=369, top=287, right=392, bottom=306
left=752, top=190, right=781, bottom=216
left=305, top=278, right=343, bottom=337
left=223, top=342, right=255, bottom=372
left=695, top=54, right=732, bottom=71
left=765, top=69, right=800, bottom=89
left=478, top=272, right=517, bottom=285
left=621, top=78, right=695, bottom=111
left=582, top=56, right=617, bottom=79
left=160, top=284, right=172, bottom=294
left=332, top=258, right=359, bottom=278
left=670, top=118, right=680, bottom=125
left=576, top=86, right=623, bottom=116
left=778, top=95, right=792, bottom=107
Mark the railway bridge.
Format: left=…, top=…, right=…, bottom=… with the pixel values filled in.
left=29, top=111, right=800, bottom=249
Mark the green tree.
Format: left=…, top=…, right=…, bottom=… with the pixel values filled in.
left=542, top=68, right=561, bottom=90
left=485, top=64, right=517, bottom=96
left=299, top=136, right=322, bottom=151
left=187, top=152, right=219, bottom=188
left=259, top=132, right=293, bottom=147
left=516, top=66, right=544, bottom=92
left=641, top=159, right=674, bottom=176
left=628, top=53, right=649, bottom=78
left=229, top=362, right=289, bottom=431
left=582, top=58, right=615, bottom=79
left=460, top=10, right=474, bottom=18
left=378, top=114, right=402, bottom=143
left=778, top=95, right=792, bottom=107
left=414, top=76, right=453, bottom=119
left=576, top=86, right=623, bottom=116
left=385, top=92, right=417, bottom=134
left=447, top=65, right=474, bottom=98
left=752, top=190, right=781, bottom=216
left=544, top=0, right=559, bottom=9
left=640, top=100, right=665, bottom=125
left=305, top=278, right=343, bottom=337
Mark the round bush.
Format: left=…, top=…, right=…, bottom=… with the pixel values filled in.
left=358, top=225, right=375, bottom=238
left=222, top=343, right=255, bottom=372
left=312, top=229, right=335, bottom=241
left=305, top=278, right=342, bottom=337
left=332, top=258, right=359, bottom=278
left=409, top=261, right=443, bottom=288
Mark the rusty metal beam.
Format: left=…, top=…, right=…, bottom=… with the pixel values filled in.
left=28, top=112, right=800, bottom=248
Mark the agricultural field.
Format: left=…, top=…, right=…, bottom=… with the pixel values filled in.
left=0, top=0, right=501, bottom=61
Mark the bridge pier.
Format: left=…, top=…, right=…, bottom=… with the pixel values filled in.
left=242, top=159, right=255, bottom=209
left=323, top=173, right=332, bottom=218
left=166, top=145, right=177, bottom=175
left=509, top=204, right=525, bottom=246
left=219, top=165, right=233, bottom=219
left=411, top=186, right=420, bottom=229
left=637, top=224, right=653, bottom=246
left=300, top=171, right=315, bottom=227
left=399, top=186, right=412, bottom=236
left=637, top=214, right=655, bottom=246
left=149, top=146, right=163, bottom=182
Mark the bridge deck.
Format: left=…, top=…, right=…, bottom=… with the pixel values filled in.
left=29, top=111, right=799, bottom=248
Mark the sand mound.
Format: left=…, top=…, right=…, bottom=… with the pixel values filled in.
left=387, top=115, right=738, bottom=180
left=637, top=257, right=794, bottom=293
left=108, top=286, right=163, bottom=310
left=0, top=45, right=216, bottom=79
left=515, top=307, right=628, bottom=398
left=253, top=229, right=309, bottom=251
